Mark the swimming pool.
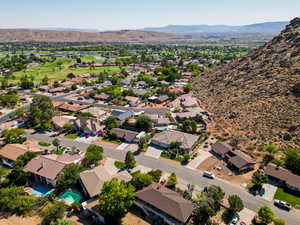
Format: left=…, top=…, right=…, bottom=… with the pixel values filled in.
left=29, top=185, right=54, bottom=197
left=59, top=191, right=82, bottom=203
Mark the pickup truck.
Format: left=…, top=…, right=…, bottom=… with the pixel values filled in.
left=274, top=200, right=292, bottom=211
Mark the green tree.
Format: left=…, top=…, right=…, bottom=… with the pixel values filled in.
left=42, top=75, right=49, bottom=85
left=50, top=219, right=73, bottom=225
left=0, top=186, right=38, bottom=215
left=52, top=138, right=61, bottom=151
left=84, top=144, right=103, bottom=167
left=228, top=195, right=244, bottom=214
left=57, top=163, right=83, bottom=189
left=104, top=116, right=119, bottom=130
left=15, top=151, right=37, bottom=168
left=0, top=92, right=19, bottom=107
left=285, top=149, right=300, bottom=175
left=265, top=144, right=278, bottom=154
left=41, top=202, right=67, bottom=225
left=131, top=172, right=153, bottom=190
left=125, top=151, right=136, bottom=169
left=2, top=128, right=26, bottom=144
left=257, top=206, right=274, bottom=225
left=165, top=172, right=177, bottom=190
left=98, top=179, right=135, bottom=223
left=135, top=115, right=152, bottom=131
left=251, top=170, right=268, bottom=191
left=184, top=83, right=193, bottom=93
left=206, top=185, right=225, bottom=204
left=27, top=95, right=54, bottom=130
left=147, top=169, right=162, bottom=183
left=138, top=135, right=150, bottom=150
left=182, top=120, right=197, bottom=134
left=62, top=123, right=73, bottom=133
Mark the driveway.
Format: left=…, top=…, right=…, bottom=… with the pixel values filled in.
left=116, top=143, right=129, bottom=150
left=186, top=150, right=212, bottom=169
left=239, top=208, right=256, bottom=225
left=261, top=181, right=278, bottom=201
left=145, top=146, right=163, bottom=159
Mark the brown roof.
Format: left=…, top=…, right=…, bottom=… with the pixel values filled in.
left=0, top=140, right=42, bottom=161
left=52, top=116, right=74, bottom=128
left=0, top=144, right=29, bottom=161
left=135, top=183, right=194, bottom=223
left=80, top=166, right=132, bottom=197
left=265, top=163, right=300, bottom=189
left=111, top=128, right=139, bottom=141
left=151, top=130, right=199, bottom=151
left=228, top=151, right=255, bottom=169
left=58, top=103, right=86, bottom=112
left=212, top=142, right=233, bottom=156
left=24, top=155, right=67, bottom=180
left=73, top=117, right=102, bottom=133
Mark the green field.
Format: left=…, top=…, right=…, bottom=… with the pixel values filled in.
left=11, top=57, right=122, bottom=82
left=274, top=187, right=300, bottom=207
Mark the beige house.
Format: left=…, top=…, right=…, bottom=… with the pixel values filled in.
left=151, top=130, right=199, bottom=153
left=80, top=165, right=132, bottom=198
left=135, top=183, right=194, bottom=225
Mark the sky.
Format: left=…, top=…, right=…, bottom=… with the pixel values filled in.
left=0, top=0, right=299, bottom=30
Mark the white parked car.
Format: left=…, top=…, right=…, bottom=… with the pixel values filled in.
left=203, top=171, right=215, bottom=179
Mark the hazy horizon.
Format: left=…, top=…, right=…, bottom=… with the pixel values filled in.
left=0, top=0, right=299, bottom=31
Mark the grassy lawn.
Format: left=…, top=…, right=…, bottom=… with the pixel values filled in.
left=274, top=187, right=300, bottom=207
left=65, top=133, right=79, bottom=139
left=11, top=57, right=123, bottom=82
left=38, top=141, right=51, bottom=147
left=115, top=161, right=126, bottom=169
left=102, top=137, right=122, bottom=144
left=161, top=152, right=184, bottom=163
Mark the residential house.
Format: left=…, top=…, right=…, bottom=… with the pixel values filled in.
left=58, top=103, right=86, bottom=113
left=73, top=117, right=103, bottom=136
left=80, top=165, right=132, bottom=198
left=151, top=95, right=169, bottom=104
left=135, top=183, right=194, bottom=225
left=0, top=140, right=43, bottom=167
left=24, top=152, right=83, bottom=186
left=124, top=96, right=140, bottom=107
left=179, top=95, right=198, bottom=108
left=49, top=87, right=65, bottom=93
left=265, top=163, right=300, bottom=192
left=211, top=142, right=255, bottom=173
left=52, top=116, right=75, bottom=131
left=111, top=128, right=139, bottom=143
left=24, top=155, right=67, bottom=186
left=132, top=88, right=148, bottom=96
left=173, top=111, right=201, bottom=123
left=111, top=109, right=134, bottom=121
left=151, top=130, right=199, bottom=154
left=93, top=93, right=110, bottom=102
left=82, top=107, right=108, bottom=120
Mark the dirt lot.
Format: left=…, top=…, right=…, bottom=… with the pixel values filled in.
left=197, top=156, right=255, bottom=186
left=0, top=214, right=41, bottom=225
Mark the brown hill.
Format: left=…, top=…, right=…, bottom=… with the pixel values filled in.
left=193, top=18, right=300, bottom=150
left=0, top=29, right=182, bottom=42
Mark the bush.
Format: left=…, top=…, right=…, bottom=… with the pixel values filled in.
left=273, top=218, right=285, bottom=225
left=41, top=202, right=67, bottom=225
left=147, top=170, right=162, bottom=183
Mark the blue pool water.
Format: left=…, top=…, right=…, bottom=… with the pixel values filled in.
left=59, top=191, right=82, bottom=203
left=29, top=185, right=53, bottom=197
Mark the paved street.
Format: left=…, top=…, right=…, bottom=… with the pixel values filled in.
left=25, top=132, right=300, bottom=225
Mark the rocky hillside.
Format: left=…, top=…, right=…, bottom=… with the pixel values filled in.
left=193, top=18, right=300, bottom=150
left=0, top=29, right=182, bottom=42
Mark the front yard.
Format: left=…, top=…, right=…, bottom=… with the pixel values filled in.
left=65, top=133, right=79, bottom=139
left=274, top=187, right=300, bottom=207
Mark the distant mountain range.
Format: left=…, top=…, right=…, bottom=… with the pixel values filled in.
left=141, top=21, right=289, bottom=34
left=0, top=29, right=182, bottom=42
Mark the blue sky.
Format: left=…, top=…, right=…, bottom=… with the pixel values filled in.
left=1, top=0, right=299, bottom=30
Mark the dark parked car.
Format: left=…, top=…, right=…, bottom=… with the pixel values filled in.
left=274, top=200, right=292, bottom=211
